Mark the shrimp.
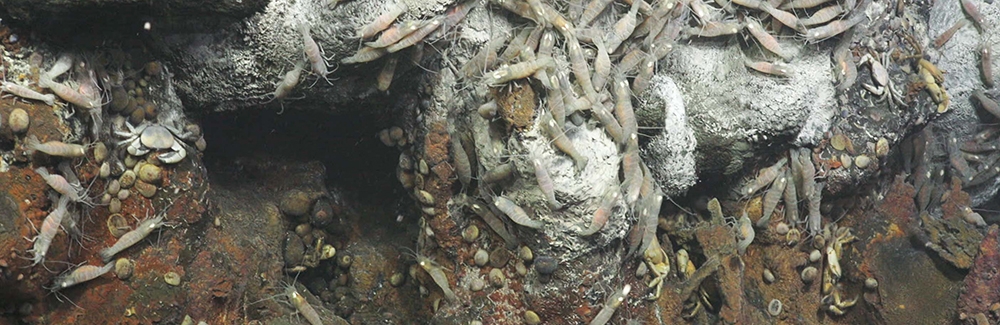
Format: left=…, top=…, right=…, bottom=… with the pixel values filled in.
left=798, top=149, right=816, bottom=201
left=589, top=285, right=631, bottom=325
left=493, top=196, right=544, bottom=229
left=621, top=134, right=643, bottom=205
left=613, top=77, right=638, bottom=137
left=299, top=23, right=334, bottom=85
left=756, top=170, right=787, bottom=228
left=469, top=202, right=519, bottom=248
left=566, top=36, right=600, bottom=100
left=38, top=78, right=99, bottom=110
left=578, top=0, right=614, bottom=28
left=758, top=2, right=801, bottom=31
left=806, top=182, right=823, bottom=235
left=35, top=168, right=84, bottom=202
left=537, top=30, right=556, bottom=60
left=632, top=57, right=656, bottom=95
left=341, top=46, right=388, bottom=64
left=268, top=60, right=305, bottom=103
left=542, top=116, right=589, bottom=171
left=417, top=255, right=458, bottom=302
left=579, top=188, right=620, bottom=236
left=365, top=21, right=421, bottom=48
left=959, top=206, right=987, bottom=226
left=27, top=195, right=71, bottom=266
left=592, top=102, right=626, bottom=144
left=358, top=2, right=408, bottom=39
left=606, top=0, right=643, bottom=53
left=386, top=19, right=442, bottom=53
left=284, top=283, right=324, bottom=325
left=783, top=168, right=799, bottom=223
left=960, top=0, right=986, bottom=31
left=934, top=20, right=969, bottom=48
left=779, top=0, right=832, bottom=9
left=98, top=214, right=166, bottom=262
left=377, top=56, right=399, bottom=91
left=746, top=18, right=791, bottom=60
left=735, top=210, right=754, bottom=255
left=532, top=155, right=563, bottom=210
left=486, top=57, right=554, bottom=86
left=50, top=262, right=114, bottom=291
left=1, top=81, right=56, bottom=105
left=972, top=90, right=1000, bottom=119
left=463, top=38, right=504, bottom=78
left=451, top=133, right=472, bottom=187
left=683, top=20, right=742, bottom=38
left=741, top=157, right=788, bottom=197
left=803, top=15, right=865, bottom=43
left=981, top=44, right=993, bottom=88
left=799, top=4, right=843, bottom=27
left=745, top=60, right=790, bottom=77
left=547, top=77, right=567, bottom=128
left=25, top=135, right=87, bottom=158
left=482, top=162, right=516, bottom=183
left=593, top=37, right=612, bottom=92
left=948, top=137, right=975, bottom=182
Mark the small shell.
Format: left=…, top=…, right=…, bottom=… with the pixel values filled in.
left=865, top=277, right=878, bottom=290
left=801, top=266, right=818, bottom=283
left=119, top=170, right=137, bottom=188
left=134, top=180, right=157, bottom=198
left=855, top=155, right=871, bottom=168
left=390, top=272, right=406, bottom=287
left=488, top=268, right=505, bottom=288
left=389, top=126, right=404, bottom=141
left=109, top=198, right=122, bottom=213
left=398, top=153, right=413, bottom=170
left=469, top=277, right=485, bottom=291
left=8, top=109, right=29, bottom=133
left=830, top=134, right=850, bottom=151
left=786, top=228, right=801, bottom=246
left=524, top=310, right=541, bottom=325
left=99, top=162, right=111, bottom=178
left=101, top=193, right=112, bottom=205
left=474, top=249, right=489, bottom=266
left=809, top=249, right=822, bottom=262
left=164, top=271, right=181, bottom=286
left=418, top=159, right=429, bottom=175
left=515, top=261, right=527, bottom=276
left=337, top=254, right=353, bottom=269
left=138, top=163, right=162, bottom=184
left=320, top=245, right=336, bottom=260
left=767, top=299, right=782, bottom=316
left=775, top=222, right=790, bottom=235
left=763, top=269, right=775, bottom=283
left=462, top=225, right=479, bottom=243
left=107, top=213, right=130, bottom=237
left=489, top=247, right=511, bottom=268
left=115, top=258, right=134, bottom=280
left=107, top=179, right=121, bottom=195
left=124, top=155, right=138, bottom=168
left=378, top=129, right=393, bottom=146
left=518, top=246, right=534, bottom=262
left=840, top=153, right=853, bottom=168
left=875, top=137, right=889, bottom=157
left=117, top=188, right=131, bottom=201
left=421, top=206, right=435, bottom=215
left=93, top=142, right=108, bottom=162
left=417, top=190, right=435, bottom=206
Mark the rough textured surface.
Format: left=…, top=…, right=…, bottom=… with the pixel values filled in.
left=642, top=74, right=697, bottom=196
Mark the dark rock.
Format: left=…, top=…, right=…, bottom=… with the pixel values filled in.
left=534, top=256, right=558, bottom=275
left=283, top=231, right=305, bottom=268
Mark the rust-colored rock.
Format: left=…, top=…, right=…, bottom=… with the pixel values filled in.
left=958, top=225, right=1000, bottom=325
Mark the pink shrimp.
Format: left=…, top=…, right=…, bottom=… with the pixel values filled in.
left=99, top=214, right=165, bottom=262
left=38, top=77, right=99, bottom=110
left=494, top=196, right=544, bottom=229
left=299, top=23, right=334, bottom=85
left=50, top=262, right=114, bottom=291
left=532, top=155, right=562, bottom=210
left=746, top=18, right=791, bottom=60
left=25, top=135, right=87, bottom=158
left=386, top=19, right=442, bottom=53
left=35, top=168, right=84, bottom=202
left=341, top=46, right=388, bottom=64
left=365, top=21, right=421, bottom=48
left=27, top=195, right=71, bottom=266
left=579, top=188, right=620, bottom=236
left=1, top=81, right=56, bottom=105
left=285, top=284, right=324, bottom=325
left=358, top=3, right=408, bottom=39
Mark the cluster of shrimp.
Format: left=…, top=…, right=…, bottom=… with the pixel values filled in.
left=340, top=1, right=476, bottom=91
left=900, top=125, right=989, bottom=227
left=736, top=148, right=821, bottom=241
left=934, top=0, right=993, bottom=89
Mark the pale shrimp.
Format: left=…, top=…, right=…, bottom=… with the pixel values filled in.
left=547, top=77, right=567, bottom=128
left=735, top=210, right=754, bottom=255
left=266, top=60, right=305, bottom=104
left=621, top=134, right=643, bottom=205
left=50, top=262, right=114, bottom=291
left=386, top=19, right=442, bottom=53
left=578, top=0, right=614, bottom=28
left=779, top=0, right=832, bottom=9
left=1, top=81, right=56, bottom=106
left=285, top=283, right=324, bottom=325
left=758, top=2, right=801, bottom=31
left=981, top=43, right=993, bottom=88
left=377, top=56, right=399, bottom=91
left=799, top=5, right=843, bottom=27
left=27, top=195, right=71, bottom=266
left=592, top=102, right=625, bottom=144
left=631, top=57, right=656, bottom=95
left=482, top=162, right=516, bottom=184
left=683, top=20, right=742, bottom=38
left=613, top=77, right=638, bottom=137
left=531, top=155, right=562, bottom=210
left=25, top=135, right=86, bottom=158
left=493, top=196, right=544, bottom=229
left=451, top=133, right=473, bottom=187
left=756, top=170, right=787, bottom=228
left=542, top=115, right=589, bottom=171
left=35, top=167, right=85, bottom=202
left=42, top=54, right=74, bottom=81
left=469, top=202, right=519, bottom=248
left=960, top=0, right=986, bottom=31
left=98, top=214, right=166, bottom=262
left=486, top=57, right=554, bottom=86
left=973, top=90, right=1000, bottom=119
left=579, top=188, right=620, bottom=236
left=593, top=37, right=612, bottom=92
left=803, top=15, right=865, bottom=43
left=934, top=20, right=968, bottom=48
left=298, top=23, right=334, bottom=85
left=566, top=36, right=600, bottom=100
left=746, top=18, right=791, bottom=60
left=462, top=38, right=504, bottom=78
left=38, top=78, right=99, bottom=110
left=806, top=182, right=823, bottom=235
left=589, top=285, right=631, bottom=325
left=606, top=0, right=643, bottom=53
left=341, top=46, right=388, bottom=64
left=782, top=168, right=799, bottom=224
left=741, top=157, right=788, bottom=197
left=417, top=255, right=458, bottom=302
left=358, top=2, right=408, bottom=39
left=365, top=21, right=421, bottom=48
left=745, top=60, right=790, bottom=77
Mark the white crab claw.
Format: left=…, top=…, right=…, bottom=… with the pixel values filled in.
left=158, top=142, right=187, bottom=164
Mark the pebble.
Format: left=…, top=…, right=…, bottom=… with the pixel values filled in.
left=134, top=180, right=157, bottom=198
left=109, top=198, right=122, bottom=213
left=115, top=258, right=134, bottom=280
left=534, top=256, right=558, bottom=275
left=474, top=249, right=489, bottom=267
left=99, top=162, right=111, bottom=178
left=515, top=261, right=527, bottom=276
left=117, top=188, right=131, bottom=201
left=875, top=137, right=889, bottom=157
left=8, top=109, right=28, bottom=133
left=462, top=225, right=480, bottom=243
left=389, top=126, right=404, bottom=142
left=469, top=277, right=486, bottom=291
left=310, top=198, right=335, bottom=227
left=138, top=163, right=162, bottom=184
left=801, top=266, right=818, bottom=283
left=181, top=315, right=194, bottom=325
left=107, top=179, right=121, bottom=195
left=101, top=193, right=112, bottom=205
left=524, top=310, right=541, bottom=325
left=119, top=170, right=137, bottom=188
left=390, top=272, right=405, bottom=287
left=840, top=153, right=853, bottom=168
left=294, top=223, right=312, bottom=238
left=280, top=189, right=314, bottom=217
left=93, top=142, right=108, bottom=162
left=378, top=129, right=393, bottom=147
left=283, top=232, right=305, bottom=267
left=855, top=155, right=871, bottom=168
left=767, top=299, right=782, bottom=316
left=164, top=272, right=181, bottom=286
left=488, top=269, right=505, bottom=288
left=774, top=222, right=789, bottom=235
left=809, top=250, right=822, bottom=263
left=830, top=134, right=850, bottom=151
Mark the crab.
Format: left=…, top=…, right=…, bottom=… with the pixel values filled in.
left=860, top=52, right=906, bottom=107
left=643, top=236, right=671, bottom=301
left=115, top=121, right=197, bottom=164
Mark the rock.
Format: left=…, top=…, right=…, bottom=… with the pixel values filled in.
left=640, top=75, right=698, bottom=195
left=279, top=189, right=314, bottom=217
left=8, top=108, right=28, bottom=133
left=283, top=231, right=305, bottom=268
left=534, top=256, right=557, bottom=275
left=958, top=225, right=1000, bottom=324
